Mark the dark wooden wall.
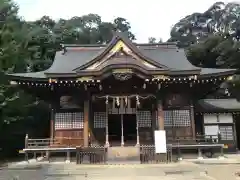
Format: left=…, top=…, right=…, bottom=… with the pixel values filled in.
left=162, top=93, right=194, bottom=140
left=55, top=129, right=84, bottom=147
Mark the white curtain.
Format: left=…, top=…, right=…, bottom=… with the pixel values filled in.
left=218, top=114, right=233, bottom=123
left=204, top=114, right=218, bottom=124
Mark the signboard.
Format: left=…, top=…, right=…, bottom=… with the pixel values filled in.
left=154, top=130, right=167, bottom=153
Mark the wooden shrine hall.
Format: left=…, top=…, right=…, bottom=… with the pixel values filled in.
left=7, top=32, right=240, bottom=162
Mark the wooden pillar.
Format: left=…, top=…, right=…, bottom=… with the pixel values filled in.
left=157, top=100, right=164, bottom=130
left=121, top=114, right=124, bottom=146
left=152, top=104, right=157, bottom=131
left=25, top=134, right=28, bottom=149
left=190, top=101, right=195, bottom=138
left=84, top=100, right=89, bottom=147
left=50, top=108, right=55, bottom=141
left=105, top=97, right=109, bottom=147
left=233, top=116, right=238, bottom=151
left=151, top=106, right=157, bottom=144
left=136, top=109, right=140, bottom=146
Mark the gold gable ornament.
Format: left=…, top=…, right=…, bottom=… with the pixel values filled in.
left=112, top=69, right=133, bottom=81
left=77, top=76, right=94, bottom=82
left=110, top=40, right=132, bottom=54
left=86, top=39, right=158, bottom=70
left=152, top=75, right=170, bottom=81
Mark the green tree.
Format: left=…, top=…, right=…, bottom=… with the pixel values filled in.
left=148, top=37, right=163, bottom=43
left=169, top=2, right=240, bottom=99
left=148, top=37, right=156, bottom=43
left=169, top=2, right=240, bottom=48
left=0, top=0, right=49, bottom=159
left=0, top=0, right=29, bottom=125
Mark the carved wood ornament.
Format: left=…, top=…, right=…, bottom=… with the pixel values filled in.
left=112, top=69, right=133, bottom=81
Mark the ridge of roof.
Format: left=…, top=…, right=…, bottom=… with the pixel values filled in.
left=62, top=41, right=177, bottom=50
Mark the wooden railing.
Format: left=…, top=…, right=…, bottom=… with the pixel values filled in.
left=76, top=146, right=107, bottom=164
left=140, top=145, right=173, bottom=163
left=167, top=134, right=221, bottom=144
left=25, top=134, right=84, bottom=149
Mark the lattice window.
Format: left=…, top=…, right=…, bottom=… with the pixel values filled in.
left=55, top=112, right=84, bottom=130
left=164, top=110, right=173, bottom=126
left=94, top=112, right=107, bottom=128
left=137, top=111, right=151, bottom=127
left=219, top=126, right=234, bottom=140
left=164, top=110, right=190, bottom=127
left=72, top=112, right=84, bottom=129
left=173, top=110, right=190, bottom=126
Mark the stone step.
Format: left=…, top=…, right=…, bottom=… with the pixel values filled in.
left=107, top=146, right=140, bottom=163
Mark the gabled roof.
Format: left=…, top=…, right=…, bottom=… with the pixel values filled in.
left=198, top=99, right=240, bottom=112
left=73, top=32, right=169, bottom=71
left=7, top=32, right=237, bottom=80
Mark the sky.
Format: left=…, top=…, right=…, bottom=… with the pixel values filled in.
left=15, top=0, right=232, bottom=43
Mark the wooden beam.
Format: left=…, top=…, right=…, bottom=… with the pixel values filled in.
left=157, top=100, right=164, bottom=130
left=83, top=100, right=89, bottom=147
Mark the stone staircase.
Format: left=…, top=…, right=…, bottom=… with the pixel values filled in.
left=107, top=146, right=140, bottom=164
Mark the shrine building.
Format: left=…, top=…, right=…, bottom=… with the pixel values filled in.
left=7, top=32, right=240, bottom=154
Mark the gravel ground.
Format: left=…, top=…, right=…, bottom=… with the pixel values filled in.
left=0, top=160, right=240, bottom=180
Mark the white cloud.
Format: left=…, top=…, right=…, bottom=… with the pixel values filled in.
left=15, top=0, right=232, bottom=43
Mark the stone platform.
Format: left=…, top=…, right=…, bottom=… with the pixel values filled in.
left=107, top=146, right=140, bottom=164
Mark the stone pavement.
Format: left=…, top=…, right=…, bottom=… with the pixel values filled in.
left=0, top=162, right=210, bottom=180
left=202, top=164, right=240, bottom=180
left=1, top=159, right=240, bottom=180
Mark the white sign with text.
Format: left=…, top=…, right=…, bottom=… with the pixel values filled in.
left=154, top=130, right=167, bottom=153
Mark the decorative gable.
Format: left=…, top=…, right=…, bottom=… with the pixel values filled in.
left=85, top=40, right=158, bottom=70
left=110, top=40, right=131, bottom=54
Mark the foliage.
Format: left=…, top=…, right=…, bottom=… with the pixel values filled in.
left=169, top=2, right=240, bottom=48
left=168, top=2, right=240, bottom=98
left=0, top=0, right=31, bottom=127
left=167, top=2, right=240, bottom=69
left=148, top=37, right=163, bottom=43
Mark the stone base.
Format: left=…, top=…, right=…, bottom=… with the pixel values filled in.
left=218, top=156, right=225, bottom=160
left=107, top=146, right=140, bottom=164
left=178, top=157, right=183, bottom=161
left=65, top=160, right=70, bottom=163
